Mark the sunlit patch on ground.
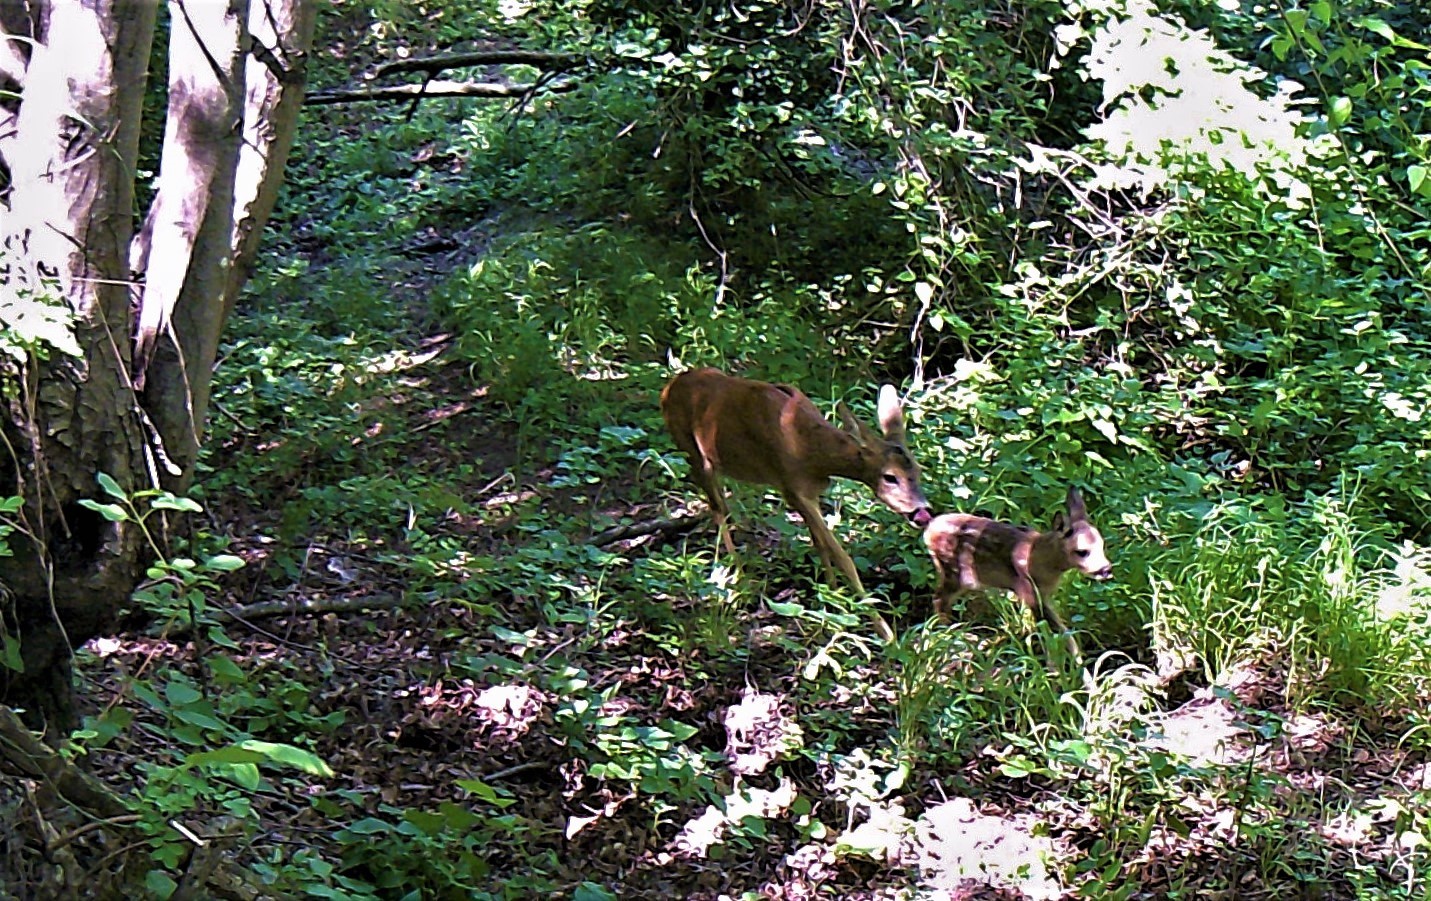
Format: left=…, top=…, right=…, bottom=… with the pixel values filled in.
left=913, top=798, right=1065, bottom=900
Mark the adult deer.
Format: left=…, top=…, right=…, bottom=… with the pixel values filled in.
left=661, top=368, right=931, bottom=639
left=923, top=486, right=1112, bottom=656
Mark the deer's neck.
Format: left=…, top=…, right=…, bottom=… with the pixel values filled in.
left=815, top=429, right=874, bottom=485
left=1028, top=530, right=1070, bottom=594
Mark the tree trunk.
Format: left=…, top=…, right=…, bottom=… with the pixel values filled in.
left=130, top=0, right=248, bottom=486
left=0, top=0, right=316, bottom=730
left=0, top=1, right=157, bottom=731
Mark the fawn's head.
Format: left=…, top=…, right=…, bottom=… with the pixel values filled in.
left=1050, top=487, right=1112, bottom=580
left=838, top=385, right=931, bottom=527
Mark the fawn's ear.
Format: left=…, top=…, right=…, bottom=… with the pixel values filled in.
left=876, top=385, right=909, bottom=445
left=1066, top=486, right=1087, bottom=520
left=1051, top=511, right=1068, bottom=534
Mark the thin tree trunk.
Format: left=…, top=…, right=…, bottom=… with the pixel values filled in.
left=224, top=0, right=319, bottom=323
left=131, top=0, right=247, bottom=487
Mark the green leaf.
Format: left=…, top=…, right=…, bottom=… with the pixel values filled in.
left=238, top=739, right=335, bottom=777
left=144, top=870, right=178, bottom=899
left=456, top=778, right=517, bottom=808
left=186, top=746, right=265, bottom=767
left=1409, top=165, right=1428, bottom=196
left=173, top=707, right=228, bottom=732
left=1358, top=16, right=1431, bottom=50
left=1, top=632, right=24, bottom=672
left=165, top=681, right=202, bottom=705
left=998, top=755, right=1041, bottom=778
left=96, top=472, right=126, bottom=501
left=207, top=655, right=246, bottom=682
left=150, top=494, right=203, bottom=513
left=224, top=761, right=262, bottom=790
left=1328, top=96, right=1352, bottom=127
left=204, top=554, right=246, bottom=572
left=343, top=817, right=393, bottom=835
left=77, top=499, right=128, bottom=522
left=573, top=883, right=618, bottom=901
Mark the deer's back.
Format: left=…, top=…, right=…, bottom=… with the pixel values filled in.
left=661, top=368, right=835, bottom=491
left=924, top=513, right=1037, bottom=594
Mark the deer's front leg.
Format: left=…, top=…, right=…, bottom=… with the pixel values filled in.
left=787, top=494, right=862, bottom=594
left=787, top=494, right=894, bottom=642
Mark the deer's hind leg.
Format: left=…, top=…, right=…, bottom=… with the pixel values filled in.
left=1014, top=579, right=1080, bottom=658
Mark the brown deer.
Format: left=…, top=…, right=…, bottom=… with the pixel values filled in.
left=661, top=368, right=932, bottom=638
left=923, top=487, right=1111, bottom=655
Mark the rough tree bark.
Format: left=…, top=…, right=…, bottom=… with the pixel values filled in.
left=0, top=0, right=316, bottom=730
left=0, top=0, right=158, bottom=732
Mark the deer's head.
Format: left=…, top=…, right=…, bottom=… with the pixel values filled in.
left=839, top=385, right=931, bottom=527
left=1051, top=487, right=1112, bottom=580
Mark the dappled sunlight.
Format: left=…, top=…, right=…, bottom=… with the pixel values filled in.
left=400, top=679, right=548, bottom=743
left=1068, top=0, right=1335, bottom=202
left=724, top=689, right=802, bottom=776
left=668, top=778, right=798, bottom=860
left=1149, top=694, right=1246, bottom=766
left=1377, top=544, right=1431, bottom=621
left=914, top=798, right=1066, bottom=900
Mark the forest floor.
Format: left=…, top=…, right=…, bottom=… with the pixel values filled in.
left=78, top=343, right=1429, bottom=899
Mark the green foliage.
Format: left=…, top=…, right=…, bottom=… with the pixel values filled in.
left=0, top=268, right=80, bottom=361
left=77, top=474, right=245, bottom=625
left=431, top=224, right=708, bottom=411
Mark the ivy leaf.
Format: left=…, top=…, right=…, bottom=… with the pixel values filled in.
left=1408, top=165, right=1428, bottom=196
left=1328, top=96, right=1352, bottom=127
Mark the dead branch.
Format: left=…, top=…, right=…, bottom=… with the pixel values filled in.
left=590, top=512, right=708, bottom=547
left=305, top=78, right=577, bottom=106
left=215, top=592, right=407, bottom=622
left=0, top=705, right=128, bottom=819
left=373, top=49, right=583, bottom=79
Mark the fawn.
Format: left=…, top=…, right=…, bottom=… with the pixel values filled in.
left=923, top=486, right=1111, bottom=655
left=661, top=368, right=931, bottom=638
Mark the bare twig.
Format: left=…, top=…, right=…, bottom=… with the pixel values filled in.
left=305, top=78, right=577, bottom=106
left=373, top=50, right=583, bottom=78
left=215, top=592, right=407, bottom=622
left=589, top=511, right=708, bottom=547
left=484, top=760, right=546, bottom=781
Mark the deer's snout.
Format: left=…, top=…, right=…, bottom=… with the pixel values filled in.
left=909, top=507, right=932, bottom=528
left=1091, top=565, right=1113, bottom=581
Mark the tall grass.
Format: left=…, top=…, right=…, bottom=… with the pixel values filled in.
left=1151, top=495, right=1431, bottom=718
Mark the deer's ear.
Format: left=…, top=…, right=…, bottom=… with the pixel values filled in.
left=837, top=402, right=870, bottom=441
left=1066, top=486, right=1087, bottom=519
left=876, top=385, right=908, bottom=444
left=1051, top=511, right=1068, bottom=534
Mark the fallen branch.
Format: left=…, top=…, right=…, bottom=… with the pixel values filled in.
left=215, top=592, right=407, bottom=622
left=153, top=592, right=410, bottom=642
left=590, top=511, right=708, bottom=547
left=0, top=705, right=129, bottom=819
left=373, top=49, right=583, bottom=79
left=305, top=78, right=577, bottom=106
